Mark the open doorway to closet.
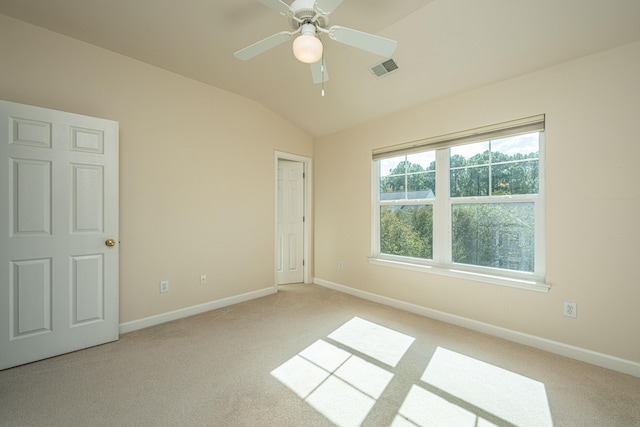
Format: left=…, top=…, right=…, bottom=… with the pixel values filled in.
left=275, top=152, right=312, bottom=285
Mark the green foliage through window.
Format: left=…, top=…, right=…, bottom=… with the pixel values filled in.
left=452, top=203, right=535, bottom=272
left=380, top=205, right=433, bottom=259
left=377, top=132, right=541, bottom=276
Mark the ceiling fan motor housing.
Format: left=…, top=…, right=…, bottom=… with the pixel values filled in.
left=289, top=0, right=328, bottom=30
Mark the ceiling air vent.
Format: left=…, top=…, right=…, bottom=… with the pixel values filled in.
left=369, top=58, right=399, bottom=78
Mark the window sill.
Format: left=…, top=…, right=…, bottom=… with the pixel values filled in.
left=368, top=257, right=550, bottom=293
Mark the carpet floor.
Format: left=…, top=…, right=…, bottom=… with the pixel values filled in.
left=1, top=284, right=639, bottom=426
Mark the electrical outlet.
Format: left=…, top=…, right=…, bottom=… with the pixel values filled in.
left=563, top=301, right=577, bottom=318
left=338, top=261, right=344, bottom=270
left=200, top=274, right=207, bottom=285
left=160, top=280, right=169, bottom=293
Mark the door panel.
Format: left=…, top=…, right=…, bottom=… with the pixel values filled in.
left=72, top=163, right=104, bottom=233
left=11, top=258, right=52, bottom=337
left=277, top=160, right=304, bottom=284
left=13, top=159, right=51, bottom=235
left=71, top=254, right=104, bottom=325
left=0, top=100, right=119, bottom=370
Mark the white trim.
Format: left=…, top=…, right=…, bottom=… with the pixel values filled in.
left=368, top=257, right=550, bottom=293
left=275, top=151, right=313, bottom=285
left=313, top=277, right=640, bottom=378
left=372, top=130, right=546, bottom=285
left=536, top=132, right=547, bottom=276
left=119, top=287, right=276, bottom=334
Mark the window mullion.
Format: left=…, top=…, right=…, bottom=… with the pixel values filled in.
left=433, top=148, right=451, bottom=264
left=404, top=171, right=408, bottom=199
left=488, top=141, right=493, bottom=196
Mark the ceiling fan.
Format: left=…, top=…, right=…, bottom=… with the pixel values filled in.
left=233, top=0, right=398, bottom=84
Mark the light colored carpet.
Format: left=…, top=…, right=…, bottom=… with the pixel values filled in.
left=1, top=284, right=639, bottom=426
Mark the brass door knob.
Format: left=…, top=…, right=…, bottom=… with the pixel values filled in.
left=105, top=239, right=116, bottom=247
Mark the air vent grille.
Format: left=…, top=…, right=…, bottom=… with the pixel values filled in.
left=369, top=58, right=399, bottom=78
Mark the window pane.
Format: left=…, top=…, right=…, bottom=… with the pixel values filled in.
left=406, top=151, right=436, bottom=199
left=380, top=152, right=436, bottom=200
left=491, top=133, right=539, bottom=195
left=450, top=141, right=489, bottom=167
left=491, top=133, right=539, bottom=159
left=450, top=141, right=490, bottom=197
left=492, top=160, right=539, bottom=195
left=452, top=203, right=534, bottom=272
left=450, top=166, right=490, bottom=197
left=380, top=157, right=407, bottom=199
left=407, top=172, right=435, bottom=199
left=407, top=151, right=436, bottom=171
left=380, top=175, right=406, bottom=200
left=380, top=156, right=406, bottom=178
left=380, top=205, right=433, bottom=259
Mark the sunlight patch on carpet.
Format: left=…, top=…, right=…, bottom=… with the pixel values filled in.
left=299, top=339, right=351, bottom=372
left=334, top=355, right=394, bottom=399
left=271, top=338, right=396, bottom=427
left=271, top=319, right=553, bottom=427
left=392, top=384, right=488, bottom=427
left=271, top=354, right=330, bottom=399
left=327, top=317, right=415, bottom=367
left=420, top=347, right=553, bottom=427
left=306, top=375, right=376, bottom=427
left=271, top=317, right=410, bottom=427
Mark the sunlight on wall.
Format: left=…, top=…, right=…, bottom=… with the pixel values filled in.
left=271, top=317, right=553, bottom=427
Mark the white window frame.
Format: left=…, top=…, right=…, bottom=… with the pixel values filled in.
left=370, top=116, right=548, bottom=293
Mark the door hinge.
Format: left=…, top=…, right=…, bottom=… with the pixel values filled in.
left=303, top=260, right=305, bottom=266
left=303, top=216, right=305, bottom=222
left=303, top=172, right=305, bottom=179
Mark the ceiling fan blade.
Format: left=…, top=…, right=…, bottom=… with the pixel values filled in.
left=328, top=26, right=398, bottom=58
left=256, top=0, right=291, bottom=16
left=234, top=32, right=292, bottom=61
left=314, top=0, right=343, bottom=15
left=310, top=59, right=329, bottom=84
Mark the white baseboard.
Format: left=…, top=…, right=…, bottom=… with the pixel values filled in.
left=119, top=286, right=277, bottom=334
left=313, top=277, right=640, bottom=378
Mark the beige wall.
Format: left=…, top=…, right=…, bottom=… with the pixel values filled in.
left=0, top=15, right=313, bottom=323
left=315, top=41, right=640, bottom=363
left=2, top=13, right=639, bottom=366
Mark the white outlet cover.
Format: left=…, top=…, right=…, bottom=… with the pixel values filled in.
left=160, top=280, right=169, bottom=293
left=563, top=302, right=576, bottom=318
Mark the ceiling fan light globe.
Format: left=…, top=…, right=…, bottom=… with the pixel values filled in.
left=293, top=34, right=323, bottom=63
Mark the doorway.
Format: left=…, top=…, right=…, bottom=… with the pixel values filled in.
left=275, top=152, right=311, bottom=286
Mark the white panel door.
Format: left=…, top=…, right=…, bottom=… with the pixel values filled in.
left=277, top=160, right=304, bottom=284
left=0, top=100, right=119, bottom=370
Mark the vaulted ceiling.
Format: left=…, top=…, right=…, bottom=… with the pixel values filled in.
left=2, top=0, right=640, bottom=137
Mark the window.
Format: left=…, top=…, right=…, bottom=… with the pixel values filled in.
left=372, top=116, right=546, bottom=291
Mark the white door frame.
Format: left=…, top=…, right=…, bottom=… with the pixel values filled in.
left=274, top=151, right=312, bottom=286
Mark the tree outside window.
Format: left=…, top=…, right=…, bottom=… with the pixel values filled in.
left=377, top=132, right=542, bottom=277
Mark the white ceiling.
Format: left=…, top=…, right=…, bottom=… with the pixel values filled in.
left=2, top=0, right=640, bottom=138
